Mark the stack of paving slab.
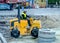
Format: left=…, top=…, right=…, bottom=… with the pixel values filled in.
left=38, top=29, right=56, bottom=43
left=0, top=10, right=17, bottom=41
left=31, top=15, right=60, bottom=28
left=0, top=15, right=17, bottom=29
left=0, top=15, right=16, bottom=41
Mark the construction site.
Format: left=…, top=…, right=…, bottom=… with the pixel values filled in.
left=0, top=0, right=60, bottom=43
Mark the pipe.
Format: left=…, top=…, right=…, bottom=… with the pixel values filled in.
left=0, top=33, right=7, bottom=43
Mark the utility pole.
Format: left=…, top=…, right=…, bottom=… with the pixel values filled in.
left=17, top=3, right=20, bottom=23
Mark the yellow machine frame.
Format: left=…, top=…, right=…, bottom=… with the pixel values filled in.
left=10, top=18, right=41, bottom=36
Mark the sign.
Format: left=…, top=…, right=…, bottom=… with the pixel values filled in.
left=0, top=4, right=12, bottom=10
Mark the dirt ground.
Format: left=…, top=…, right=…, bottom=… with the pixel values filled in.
left=8, top=28, right=60, bottom=43
left=8, top=36, right=37, bottom=43
left=8, top=14, right=60, bottom=43
left=3, top=15, right=60, bottom=43
left=0, top=11, right=60, bottom=43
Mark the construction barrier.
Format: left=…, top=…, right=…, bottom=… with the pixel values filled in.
left=38, top=28, right=56, bottom=43
left=38, top=29, right=55, bottom=38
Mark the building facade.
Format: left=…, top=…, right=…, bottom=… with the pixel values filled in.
left=34, top=0, right=47, bottom=8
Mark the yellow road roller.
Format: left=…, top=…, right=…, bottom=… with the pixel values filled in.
left=10, top=6, right=41, bottom=38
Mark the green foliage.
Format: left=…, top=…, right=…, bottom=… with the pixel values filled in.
left=48, top=0, right=60, bottom=4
